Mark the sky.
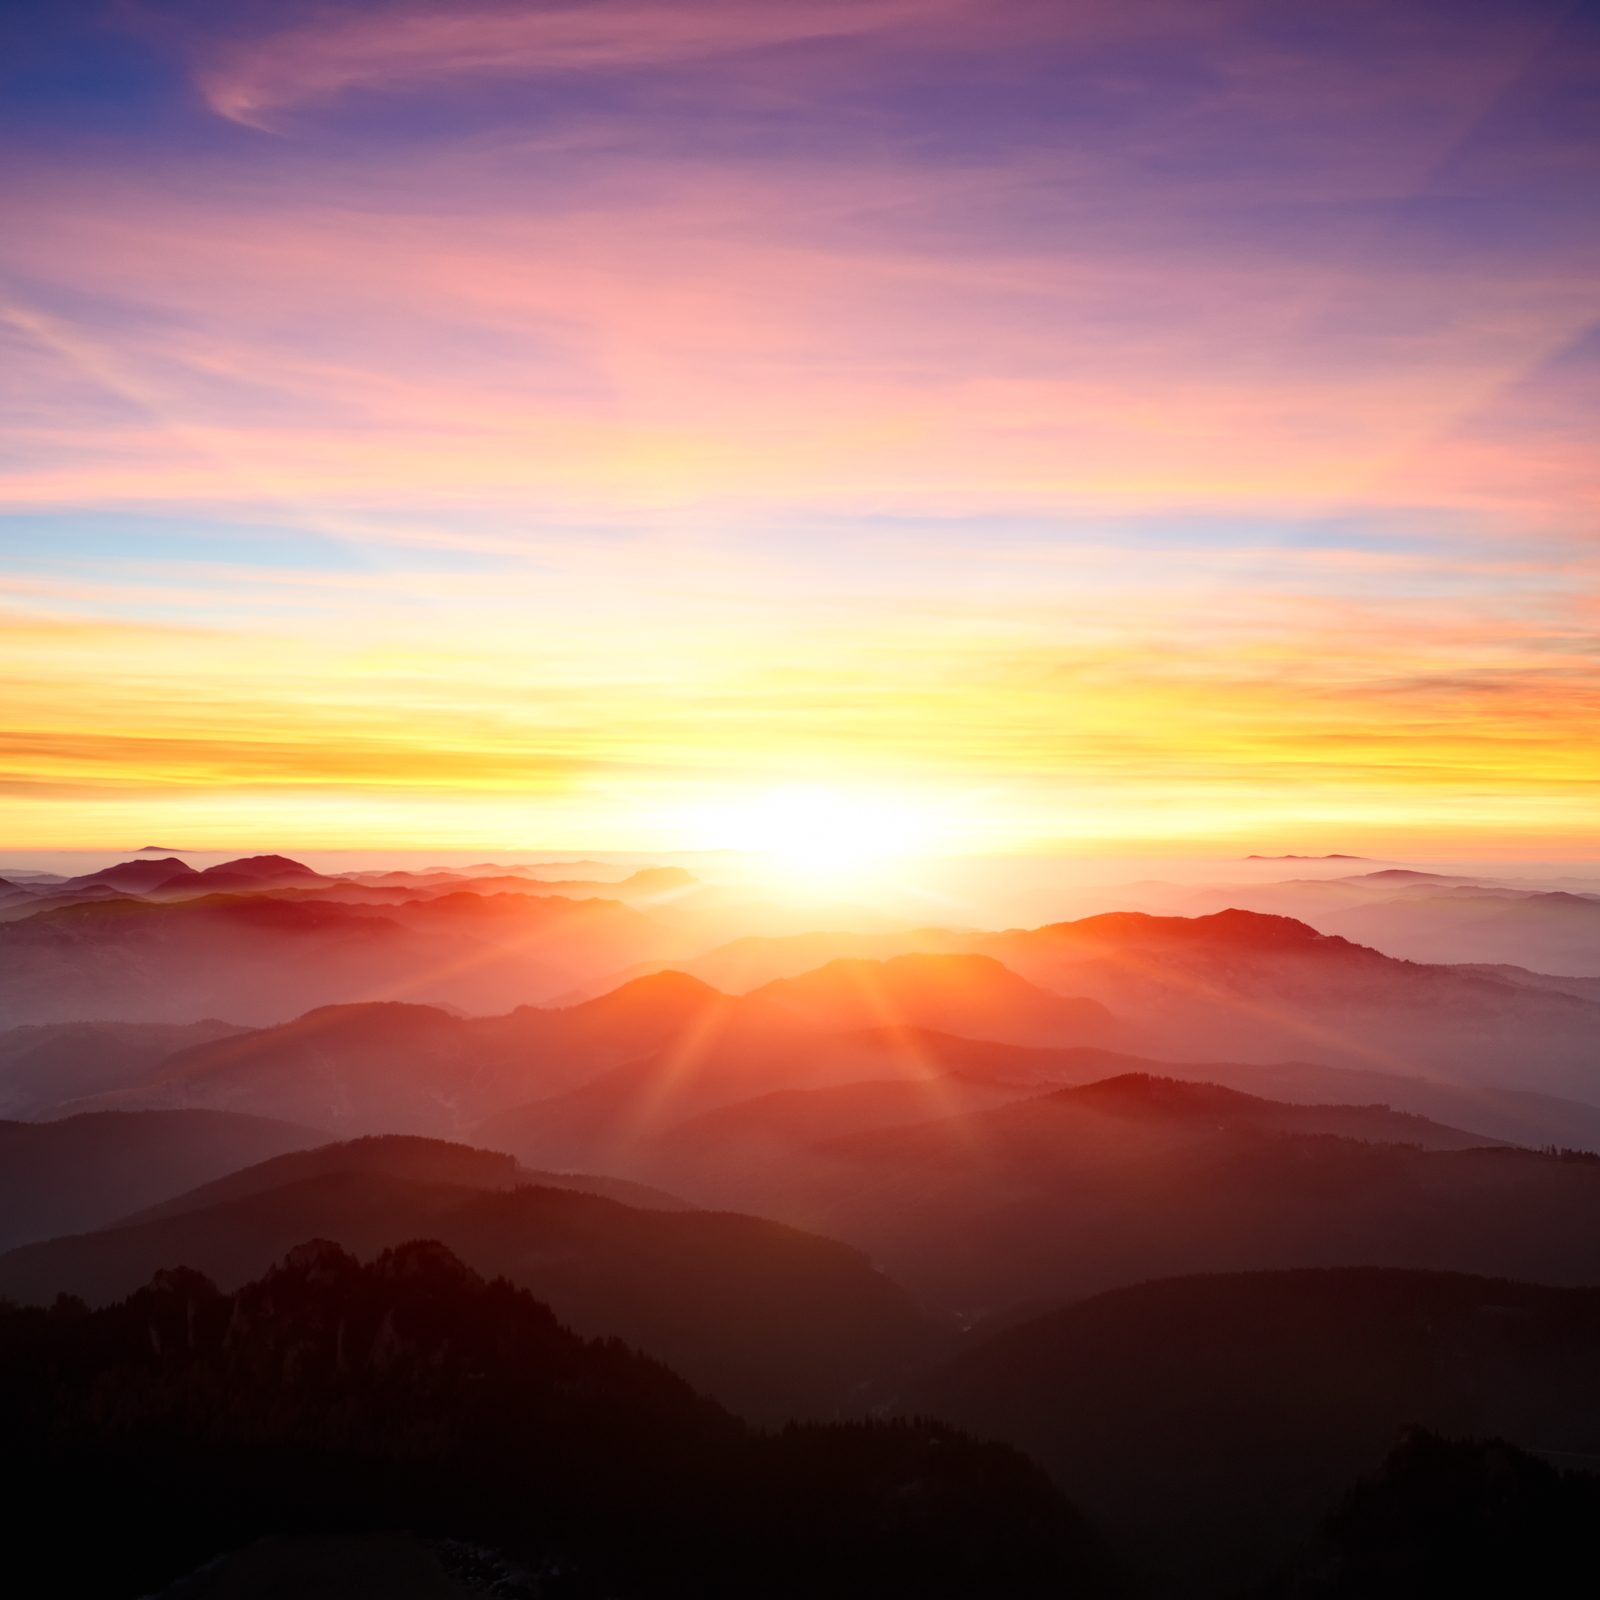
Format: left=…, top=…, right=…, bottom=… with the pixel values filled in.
left=1, top=0, right=1597, bottom=856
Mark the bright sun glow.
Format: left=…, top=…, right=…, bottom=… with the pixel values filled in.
left=682, top=784, right=938, bottom=892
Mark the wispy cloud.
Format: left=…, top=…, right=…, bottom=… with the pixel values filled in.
left=194, top=0, right=953, bottom=129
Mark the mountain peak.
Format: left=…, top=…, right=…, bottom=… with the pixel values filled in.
left=1056, top=1073, right=1268, bottom=1114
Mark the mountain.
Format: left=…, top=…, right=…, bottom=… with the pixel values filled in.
left=62, top=855, right=196, bottom=891
left=970, top=910, right=1600, bottom=1097
left=911, top=1268, right=1600, bottom=1594
left=1320, top=889, right=1600, bottom=976
left=634, top=1071, right=1600, bottom=1312
left=743, top=952, right=1118, bottom=1044
left=0, top=1243, right=1111, bottom=1598
left=478, top=956, right=1120, bottom=1170
left=602, top=926, right=970, bottom=994
left=0, top=1016, right=248, bottom=1116
left=0, top=1158, right=951, bottom=1422
left=0, top=880, right=144, bottom=924
left=0, top=890, right=679, bottom=1025
left=1242, top=853, right=1370, bottom=861
left=121, top=1133, right=687, bottom=1223
left=0, top=1109, right=323, bottom=1249
left=807, top=1025, right=1600, bottom=1152
left=152, top=853, right=328, bottom=893
left=62, top=976, right=738, bottom=1133
left=604, top=911, right=1600, bottom=1097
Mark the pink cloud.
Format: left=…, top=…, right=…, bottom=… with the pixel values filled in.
left=194, top=0, right=956, bottom=128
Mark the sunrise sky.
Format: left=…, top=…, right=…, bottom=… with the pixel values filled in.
left=2, top=0, right=1597, bottom=855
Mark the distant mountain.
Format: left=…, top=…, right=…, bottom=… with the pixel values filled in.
left=1320, top=889, right=1600, bottom=976
left=121, top=1133, right=687, bottom=1224
left=62, top=855, right=195, bottom=891
left=64, top=977, right=741, bottom=1133
left=1, top=1244, right=1110, bottom=1597
left=911, top=1268, right=1600, bottom=1593
left=152, top=853, right=327, bottom=893
left=0, top=880, right=145, bottom=925
left=0, top=1017, right=248, bottom=1116
left=594, top=926, right=969, bottom=994
left=0, top=1109, right=322, bottom=1249
left=813, top=1025, right=1600, bottom=1152
left=970, top=910, right=1600, bottom=1097
left=0, top=1162, right=952, bottom=1422
left=0, top=890, right=679, bottom=1025
left=479, top=956, right=1122, bottom=1170
left=1242, top=853, right=1370, bottom=861
left=636, top=1068, right=1600, bottom=1312
left=744, top=952, right=1118, bottom=1045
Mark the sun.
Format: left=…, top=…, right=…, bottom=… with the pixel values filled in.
left=685, top=783, right=937, bottom=893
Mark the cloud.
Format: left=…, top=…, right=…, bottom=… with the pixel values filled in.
left=195, top=0, right=949, bottom=128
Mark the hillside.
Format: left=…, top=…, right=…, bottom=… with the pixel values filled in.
left=912, top=1268, right=1600, bottom=1593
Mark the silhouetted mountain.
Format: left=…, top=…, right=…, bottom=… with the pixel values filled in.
left=0, top=880, right=147, bottom=924
left=637, top=1074, right=1600, bottom=1312
left=744, top=952, right=1119, bottom=1045
left=0, top=1109, right=322, bottom=1249
left=912, top=1268, right=1600, bottom=1593
left=972, top=910, right=1600, bottom=1097
left=479, top=957, right=1120, bottom=1171
left=1266, top=1430, right=1600, bottom=1598
left=63, top=855, right=196, bottom=891
left=1, top=1244, right=1112, bottom=1597
left=600, top=926, right=968, bottom=994
left=0, top=1160, right=950, bottom=1421
left=0, top=1016, right=248, bottom=1116
left=153, top=853, right=328, bottom=893
left=65, top=979, right=738, bottom=1132
left=817, top=1026, right=1600, bottom=1151
left=123, top=1133, right=686, bottom=1224
left=0, top=891, right=679, bottom=1025
left=1243, top=853, right=1369, bottom=860
left=1045, top=1073, right=1492, bottom=1145
left=1320, top=889, right=1600, bottom=976
left=608, top=912, right=1600, bottom=1096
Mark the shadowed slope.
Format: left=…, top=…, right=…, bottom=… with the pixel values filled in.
left=911, top=1269, right=1600, bottom=1593
left=121, top=1133, right=687, bottom=1224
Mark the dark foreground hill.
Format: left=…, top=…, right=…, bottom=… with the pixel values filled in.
left=0, top=1144, right=949, bottom=1422
left=912, top=1268, right=1600, bottom=1594
left=0, top=1242, right=1116, bottom=1598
